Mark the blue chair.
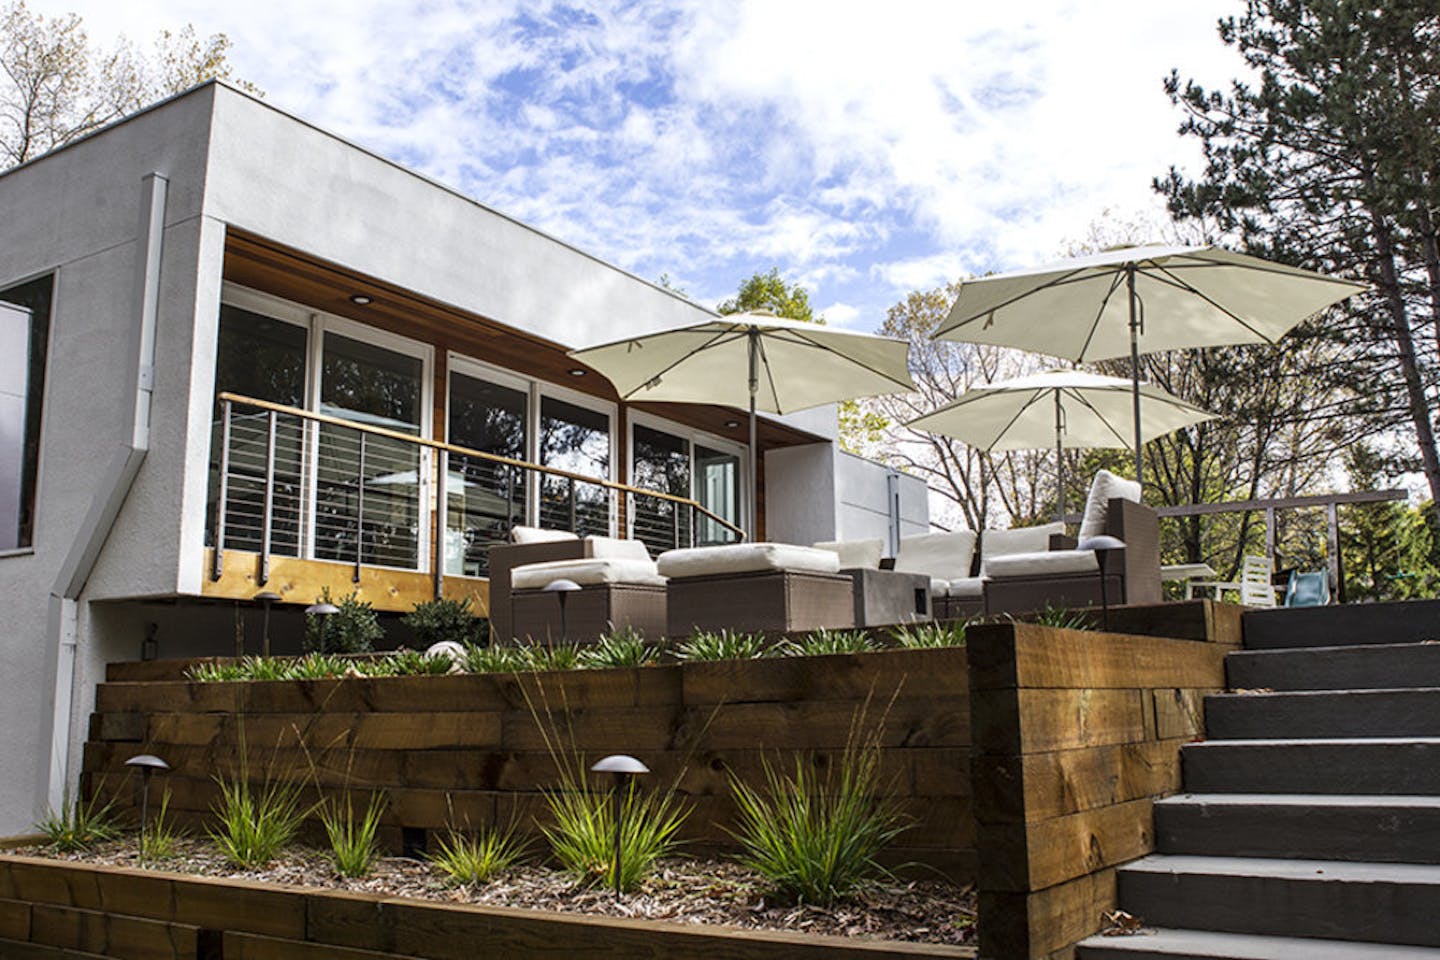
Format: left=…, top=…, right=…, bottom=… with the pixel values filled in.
left=1284, top=570, right=1330, bottom=607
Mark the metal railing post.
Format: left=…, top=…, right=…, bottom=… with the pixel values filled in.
left=434, top=450, right=448, bottom=599
left=672, top=502, right=680, bottom=550
left=354, top=433, right=366, bottom=583
left=568, top=477, right=577, bottom=533
left=259, top=410, right=277, bottom=585
left=211, top=400, right=232, bottom=581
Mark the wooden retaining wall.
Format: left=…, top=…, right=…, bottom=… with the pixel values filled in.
left=0, top=855, right=974, bottom=959
left=84, top=647, right=974, bottom=878
left=967, top=621, right=1237, bottom=959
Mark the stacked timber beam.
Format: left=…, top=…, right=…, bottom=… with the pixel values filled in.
left=968, top=619, right=1239, bottom=959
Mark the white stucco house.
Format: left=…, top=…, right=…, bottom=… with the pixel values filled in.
left=0, top=81, right=927, bottom=834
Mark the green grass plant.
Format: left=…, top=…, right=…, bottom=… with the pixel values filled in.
left=461, top=642, right=529, bottom=673
left=727, top=712, right=909, bottom=905
left=319, top=791, right=387, bottom=877
left=579, top=626, right=660, bottom=668
left=888, top=620, right=968, bottom=649
left=209, top=773, right=309, bottom=868
left=674, top=628, right=772, bottom=661
left=287, top=652, right=348, bottom=680
left=429, top=824, right=529, bottom=886
left=386, top=648, right=455, bottom=676
left=187, top=660, right=247, bottom=682
left=777, top=628, right=877, bottom=657
left=239, top=655, right=299, bottom=681
left=524, top=642, right=583, bottom=672
left=140, top=788, right=183, bottom=863
left=34, top=785, right=121, bottom=852
left=541, top=774, right=689, bottom=892
left=1027, top=604, right=1093, bottom=630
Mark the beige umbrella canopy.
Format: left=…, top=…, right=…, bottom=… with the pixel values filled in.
left=933, top=244, right=1366, bottom=483
left=568, top=311, right=915, bottom=537
left=906, top=370, right=1216, bottom=520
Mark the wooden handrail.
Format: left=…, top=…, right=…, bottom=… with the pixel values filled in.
left=217, top=392, right=747, bottom=540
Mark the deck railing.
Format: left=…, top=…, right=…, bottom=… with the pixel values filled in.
left=208, top=393, right=745, bottom=594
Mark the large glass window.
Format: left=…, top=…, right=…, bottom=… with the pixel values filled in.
left=315, top=331, right=424, bottom=569
left=447, top=370, right=529, bottom=575
left=539, top=395, right=611, bottom=536
left=631, top=424, right=689, bottom=554
left=207, top=305, right=308, bottom=554
left=0, top=275, right=52, bottom=551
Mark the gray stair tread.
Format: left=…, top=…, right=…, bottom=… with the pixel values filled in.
left=1212, top=687, right=1440, bottom=699
left=1188, top=737, right=1440, bottom=748
left=1078, top=927, right=1440, bottom=958
left=1157, top=793, right=1440, bottom=809
left=1228, top=644, right=1440, bottom=689
left=1123, top=854, right=1440, bottom=884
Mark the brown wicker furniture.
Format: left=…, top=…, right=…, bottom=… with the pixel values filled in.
left=510, top=581, right=667, bottom=644
left=487, top=528, right=586, bottom=642
left=659, top=543, right=855, bottom=636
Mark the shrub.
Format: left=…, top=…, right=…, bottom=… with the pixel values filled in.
left=34, top=786, right=120, bottom=852
left=319, top=791, right=387, bottom=878
left=209, top=773, right=308, bottom=868
left=727, top=718, right=909, bottom=905
left=674, top=628, right=772, bottom=661
left=304, top=588, right=383, bottom=654
left=403, top=596, right=487, bottom=648
left=579, top=626, right=660, bottom=668
left=776, top=628, right=877, bottom=657
left=542, top=773, right=689, bottom=892
left=889, top=621, right=968, bottom=649
left=429, top=825, right=529, bottom=886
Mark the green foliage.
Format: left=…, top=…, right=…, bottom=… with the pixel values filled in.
left=208, top=773, right=308, bottom=868
left=726, top=719, right=908, bottom=905
left=402, top=597, right=486, bottom=648
left=304, top=588, right=383, bottom=654
left=889, top=620, right=967, bottom=649
left=717, top=267, right=814, bottom=321
left=34, top=785, right=120, bottom=852
left=385, top=648, right=456, bottom=676
left=461, top=642, right=529, bottom=673
left=675, top=628, right=772, bottom=661
left=187, top=660, right=246, bottom=682
left=288, top=652, right=348, bottom=680
left=1026, top=604, right=1092, bottom=630
left=542, top=775, right=689, bottom=892
left=319, top=791, right=387, bottom=878
left=429, top=825, right=529, bottom=886
left=239, top=655, right=299, bottom=681
left=139, top=788, right=182, bottom=863
left=776, top=629, right=877, bottom=657
left=580, top=626, right=661, bottom=668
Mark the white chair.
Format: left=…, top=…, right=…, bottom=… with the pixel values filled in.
left=1239, top=555, right=1279, bottom=607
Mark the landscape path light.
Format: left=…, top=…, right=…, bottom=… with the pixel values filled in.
left=254, top=591, right=281, bottom=657
left=125, top=754, right=170, bottom=864
left=305, top=601, right=339, bottom=655
left=543, top=579, right=582, bottom=647
left=1081, top=535, right=1126, bottom=632
left=590, top=754, right=649, bottom=899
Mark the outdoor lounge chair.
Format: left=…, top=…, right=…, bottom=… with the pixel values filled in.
left=813, top=537, right=931, bottom=627
left=891, top=530, right=981, bottom=620
left=982, top=471, right=1161, bottom=615
left=487, top=526, right=587, bottom=642
left=508, top=535, right=667, bottom=644
left=659, top=542, right=855, bottom=637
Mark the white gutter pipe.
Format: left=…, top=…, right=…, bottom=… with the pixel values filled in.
left=40, top=172, right=167, bottom=812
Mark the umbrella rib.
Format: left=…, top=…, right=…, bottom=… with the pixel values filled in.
left=615, top=327, right=739, bottom=399
left=1158, top=259, right=1366, bottom=287
left=1063, top=386, right=1134, bottom=447
left=1142, top=263, right=1279, bottom=344
left=779, top=328, right=916, bottom=392
left=985, top=388, right=1051, bottom=451
left=757, top=334, right=784, bottom=414
left=1075, top=272, right=1126, bottom=360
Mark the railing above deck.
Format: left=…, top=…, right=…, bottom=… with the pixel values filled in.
left=208, top=393, right=745, bottom=596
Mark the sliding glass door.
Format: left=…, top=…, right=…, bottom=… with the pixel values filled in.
left=447, top=365, right=529, bottom=575
left=539, top=394, right=612, bottom=537
left=628, top=416, right=744, bottom=550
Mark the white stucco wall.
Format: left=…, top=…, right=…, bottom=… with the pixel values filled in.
left=764, top=444, right=930, bottom=551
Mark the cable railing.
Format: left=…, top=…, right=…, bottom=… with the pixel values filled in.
left=208, top=393, right=746, bottom=594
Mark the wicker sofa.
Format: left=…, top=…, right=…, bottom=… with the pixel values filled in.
left=659, top=542, right=856, bottom=637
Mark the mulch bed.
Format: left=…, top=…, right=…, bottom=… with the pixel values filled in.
left=13, top=839, right=976, bottom=948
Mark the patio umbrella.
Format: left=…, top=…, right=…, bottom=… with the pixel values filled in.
left=568, top=311, right=915, bottom=538
left=905, top=370, right=1216, bottom=520
left=932, top=244, right=1366, bottom=484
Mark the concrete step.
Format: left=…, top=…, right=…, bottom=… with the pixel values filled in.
left=1184, top=738, right=1440, bottom=795
left=1117, top=855, right=1440, bottom=947
left=1205, top=688, right=1440, bottom=740
left=1077, top=927, right=1440, bottom=958
left=1154, top=793, right=1440, bottom=863
left=1227, top=643, right=1440, bottom=691
left=1242, top=600, right=1440, bottom=650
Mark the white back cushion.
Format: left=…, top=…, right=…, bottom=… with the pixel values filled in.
left=979, top=521, right=1065, bottom=575
left=1078, top=470, right=1143, bottom=540
left=510, top=526, right=579, bottom=544
left=585, top=535, right=652, bottom=561
left=894, top=530, right=978, bottom=582
left=812, top=538, right=884, bottom=570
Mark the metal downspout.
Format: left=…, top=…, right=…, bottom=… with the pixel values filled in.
left=41, top=173, right=167, bottom=811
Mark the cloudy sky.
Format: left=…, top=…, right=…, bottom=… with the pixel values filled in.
left=29, top=0, right=1245, bottom=330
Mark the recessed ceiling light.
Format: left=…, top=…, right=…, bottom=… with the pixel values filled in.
left=349, top=294, right=373, bottom=305
left=724, top=420, right=741, bottom=429
left=568, top=367, right=587, bottom=377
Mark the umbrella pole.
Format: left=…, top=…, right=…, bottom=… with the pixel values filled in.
left=1054, top=391, right=1065, bottom=523
left=748, top=329, right=759, bottom=543
left=1127, top=265, right=1143, bottom=487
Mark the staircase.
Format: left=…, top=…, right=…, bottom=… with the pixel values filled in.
left=1078, top=603, right=1440, bottom=959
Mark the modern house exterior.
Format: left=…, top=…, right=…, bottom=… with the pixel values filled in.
left=0, top=81, right=927, bottom=834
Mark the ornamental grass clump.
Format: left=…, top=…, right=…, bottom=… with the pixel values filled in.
left=889, top=620, right=968, bottom=649
left=287, top=652, right=348, bottom=680
left=140, top=788, right=183, bottom=863
left=429, top=824, right=529, bottom=886
left=319, top=791, right=387, bottom=878
left=209, top=773, right=309, bottom=869
left=1026, top=604, right=1093, bottom=630
left=187, top=660, right=247, bottom=682
left=777, top=628, right=877, bottom=657
left=461, top=642, right=529, bottom=674
left=727, top=709, right=909, bottom=905
left=675, top=628, right=772, bottom=661
left=541, top=771, right=689, bottom=892
left=523, top=642, right=583, bottom=672
left=385, top=648, right=455, bottom=676
left=580, top=625, right=660, bottom=668
left=34, top=786, right=120, bottom=852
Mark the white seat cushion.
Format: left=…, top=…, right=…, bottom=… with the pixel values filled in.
left=893, top=530, right=977, bottom=582
left=584, top=535, right=652, bottom=561
left=979, top=521, right=1066, bottom=576
left=1078, top=469, right=1143, bottom=540
left=947, top=576, right=985, bottom=598
left=926, top=578, right=951, bottom=599
left=986, top=549, right=1098, bottom=579
left=510, top=526, right=580, bottom=544
left=511, top=557, right=664, bottom=589
left=656, top=542, right=840, bottom=579
left=812, top=538, right=884, bottom=570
